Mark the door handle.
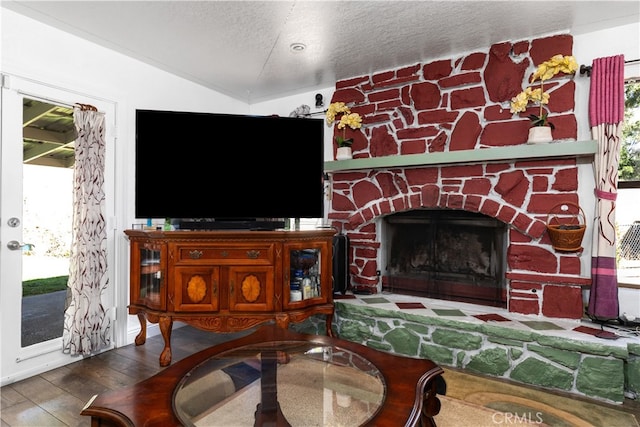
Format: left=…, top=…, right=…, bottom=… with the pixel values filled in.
left=7, top=241, right=35, bottom=251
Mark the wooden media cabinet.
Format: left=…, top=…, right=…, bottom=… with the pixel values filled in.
left=124, top=229, right=336, bottom=366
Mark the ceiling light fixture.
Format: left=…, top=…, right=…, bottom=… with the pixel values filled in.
left=290, top=42, right=306, bottom=53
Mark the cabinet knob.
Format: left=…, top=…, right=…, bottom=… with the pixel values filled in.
left=189, top=250, right=203, bottom=259
left=246, top=250, right=260, bottom=259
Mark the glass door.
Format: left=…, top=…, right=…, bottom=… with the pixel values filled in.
left=1, top=75, right=117, bottom=384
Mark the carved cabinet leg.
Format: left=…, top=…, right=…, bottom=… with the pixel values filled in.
left=275, top=313, right=290, bottom=330
left=325, top=313, right=334, bottom=337
left=134, top=313, right=147, bottom=346
left=158, top=316, right=173, bottom=367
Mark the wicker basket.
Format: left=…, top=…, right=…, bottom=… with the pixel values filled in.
left=546, top=202, right=586, bottom=252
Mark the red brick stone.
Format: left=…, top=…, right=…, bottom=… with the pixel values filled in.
left=397, top=126, right=439, bottom=139
left=447, top=194, right=465, bottom=209
left=418, top=109, right=459, bottom=124
left=529, top=35, right=573, bottom=66
left=548, top=81, right=575, bottom=113
left=352, top=180, right=382, bottom=209
left=497, top=205, right=517, bottom=223
left=406, top=168, right=439, bottom=186
left=450, top=111, right=481, bottom=151
left=421, top=185, right=441, bottom=207
left=549, top=114, right=578, bottom=140
left=378, top=200, right=392, bottom=216
left=495, top=169, right=529, bottom=207
left=461, top=52, right=487, bottom=70
left=552, top=168, right=578, bottom=191
left=464, top=195, right=483, bottom=212
left=484, top=41, right=530, bottom=103
left=375, top=173, right=399, bottom=198
left=510, top=281, right=543, bottom=291
left=528, top=220, right=548, bottom=239
left=480, top=199, right=500, bottom=217
left=335, top=76, right=369, bottom=90
left=559, top=256, right=581, bottom=275
left=481, top=121, right=530, bottom=146
left=463, top=178, right=492, bottom=195
left=375, top=75, right=422, bottom=89
left=331, top=87, right=366, bottom=104
left=451, top=87, right=486, bottom=110
left=532, top=176, right=549, bottom=192
left=484, top=105, right=514, bottom=121
left=486, top=163, right=511, bottom=174
left=517, top=158, right=575, bottom=169
left=331, top=193, right=357, bottom=212
left=510, top=229, right=531, bottom=243
left=397, top=106, right=415, bottom=125
left=360, top=260, right=379, bottom=277
left=440, top=72, right=482, bottom=88
left=509, top=298, right=539, bottom=315
left=392, top=197, right=407, bottom=212
left=542, top=284, right=583, bottom=319
left=369, top=88, right=401, bottom=102
left=423, top=59, right=453, bottom=80
left=397, top=64, right=421, bottom=78
left=527, top=193, right=580, bottom=215
left=512, top=213, right=533, bottom=234
left=372, top=71, right=395, bottom=84
left=442, top=164, right=484, bottom=178
left=410, top=82, right=441, bottom=110
left=508, top=245, right=557, bottom=273
left=401, top=139, right=427, bottom=154
left=429, top=131, right=447, bottom=152
left=512, top=40, right=530, bottom=55
left=370, top=126, right=399, bottom=157
left=376, top=100, right=402, bottom=111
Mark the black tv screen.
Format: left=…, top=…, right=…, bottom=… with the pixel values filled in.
left=135, top=109, right=324, bottom=226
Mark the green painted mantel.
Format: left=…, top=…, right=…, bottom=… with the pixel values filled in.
left=324, top=140, right=598, bottom=172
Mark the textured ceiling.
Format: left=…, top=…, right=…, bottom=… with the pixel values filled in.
left=4, top=1, right=639, bottom=104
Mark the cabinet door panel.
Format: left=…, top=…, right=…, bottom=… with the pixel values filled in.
left=131, top=242, right=166, bottom=311
left=284, top=242, right=331, bottom=308
left=228, top=266, right=275, bottom=312
left=172, top=267, right=220, bottom=312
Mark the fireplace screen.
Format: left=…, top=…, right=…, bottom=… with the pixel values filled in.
left=383, top=210, right=507, bottom=307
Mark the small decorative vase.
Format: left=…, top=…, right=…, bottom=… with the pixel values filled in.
left=336, top=146, right=353, bottom=160
left=527, top=126, right=553, bottom=144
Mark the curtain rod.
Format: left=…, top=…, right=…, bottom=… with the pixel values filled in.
left=579, top=58, right=640, bottom=77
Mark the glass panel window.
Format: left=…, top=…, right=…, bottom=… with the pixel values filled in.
left=617, top=80, right=640, bottom=285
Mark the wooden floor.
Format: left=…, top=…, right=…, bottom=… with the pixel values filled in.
left=1, top=326, right=255, bottom=427
left=2, top=325, right=639, bottom=427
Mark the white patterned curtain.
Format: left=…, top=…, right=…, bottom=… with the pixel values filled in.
left=587, top=55, right=625, bottom=321
left=62, top=104, right=111, bottom=355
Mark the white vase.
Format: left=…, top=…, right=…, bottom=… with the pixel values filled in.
left=336, top=146, right=353, bottom=160
left=527, top=126, right=553, bottom=144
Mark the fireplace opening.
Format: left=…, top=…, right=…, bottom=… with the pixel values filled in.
left=382, top=209, right=507, bottom=308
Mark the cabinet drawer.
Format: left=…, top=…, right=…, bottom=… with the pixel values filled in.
left=172, top=244, right=274, bottom=265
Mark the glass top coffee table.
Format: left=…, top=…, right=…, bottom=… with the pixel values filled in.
left=82, top=325, right=445, bottom=427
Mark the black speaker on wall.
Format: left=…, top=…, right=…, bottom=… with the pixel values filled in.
left=332, top=234, right=349, bottom=294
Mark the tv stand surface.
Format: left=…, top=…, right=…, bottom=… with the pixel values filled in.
left=124, top=228, right=336, bottom=366
left=178, top=220, right=285, bottom=230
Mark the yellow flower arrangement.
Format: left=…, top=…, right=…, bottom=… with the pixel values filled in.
left=326, top=102, right=363, bottom=147
left=510, top=54, right=578, bottom=128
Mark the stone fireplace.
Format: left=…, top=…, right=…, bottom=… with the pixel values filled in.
left=325, top=34, right=593, bottom=320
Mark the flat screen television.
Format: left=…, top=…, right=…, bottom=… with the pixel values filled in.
left=135, top=109, right=325, bottom=230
